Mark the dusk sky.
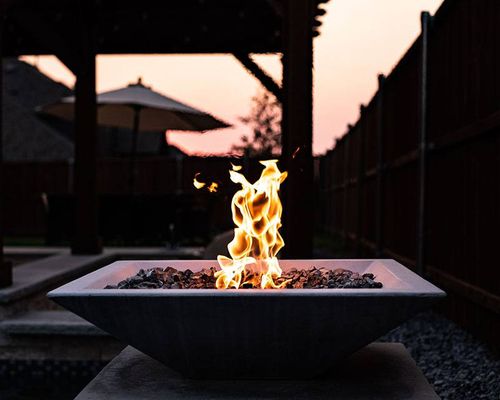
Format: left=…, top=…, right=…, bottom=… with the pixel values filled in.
left=23, top=0, right=444, bottom=156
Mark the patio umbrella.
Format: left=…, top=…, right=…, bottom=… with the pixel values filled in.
left=39, top=78, right=230, bottom=192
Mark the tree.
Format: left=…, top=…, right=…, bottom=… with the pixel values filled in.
left=232, top=90, right=281, bottom=157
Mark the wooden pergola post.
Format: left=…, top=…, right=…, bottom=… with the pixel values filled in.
left=0, top=12, right=12, bottom=287
left=281, top=0, right=314, bottom=258
left=71, top=13, right=101, bottom=255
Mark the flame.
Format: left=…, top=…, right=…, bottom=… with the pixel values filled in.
left=216, top=160, right=288, bottom=289
left=208, top=182, right=218, bottom=193
left=231, top=163, right=242, bottom=171
left=194, top=173, right=218, bottom=192
left=193, top=173, right=206, bottom=189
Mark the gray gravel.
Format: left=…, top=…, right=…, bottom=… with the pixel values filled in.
left=380, top=311, right=500, bottom=400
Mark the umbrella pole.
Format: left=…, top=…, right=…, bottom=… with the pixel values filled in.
left=129, top=106, right=141, bottom=195
left=127, top=107, right=141, bottom=244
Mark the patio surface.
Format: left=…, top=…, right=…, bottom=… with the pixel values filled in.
left=0, top=246, right=203, bottom=304
left=0, top=310, right=498, bottom=399
left=75, top=343, right=439, bottom=400
left=0, top=246, right=203, bottom=367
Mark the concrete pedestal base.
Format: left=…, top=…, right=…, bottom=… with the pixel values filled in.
left=75, top=343, right=439, bottom=400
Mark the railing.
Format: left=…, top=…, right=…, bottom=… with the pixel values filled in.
left=317, top=0, right=500, bottom=350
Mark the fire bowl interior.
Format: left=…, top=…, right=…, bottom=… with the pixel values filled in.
left=48, top=259, right=444, bottom=379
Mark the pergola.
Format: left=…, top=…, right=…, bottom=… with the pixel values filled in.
left=0, top=0, right=328, bottom=287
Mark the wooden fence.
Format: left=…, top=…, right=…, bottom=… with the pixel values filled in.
left=2, top=156, right=263, bottom=242
left=317, top=0, right=500, bottom=350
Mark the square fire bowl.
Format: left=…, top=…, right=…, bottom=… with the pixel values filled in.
left=48, top=259, right=444, bottom=379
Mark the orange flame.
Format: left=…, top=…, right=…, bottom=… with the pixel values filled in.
left=207, top=182, right=218, bottom=193
left=193, top=173, right=206, bottom=189
left=216, top=160, right=288, bottom=289
left=194, top=173, right=218, bottom=192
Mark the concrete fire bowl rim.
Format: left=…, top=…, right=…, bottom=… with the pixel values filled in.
left=48, top=259, right=445, bottom=299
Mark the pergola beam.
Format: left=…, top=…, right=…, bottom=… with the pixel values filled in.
left=9, top=9, right=79, bottom=74
left=2, top=1, right=288, bottom=57
left=234, top=53, right=282, bottom=101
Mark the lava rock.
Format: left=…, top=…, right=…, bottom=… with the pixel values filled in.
left=280, top=267, right=383, bottom=289
left=105, top=267, right=383, bottom=290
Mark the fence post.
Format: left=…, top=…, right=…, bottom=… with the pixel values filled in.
left=327, top=150, right=334, bottom=235
left=343, top=129, right=351, bottom=245
left=356, top=106, right=366, bottom=255
left=375, top=74, right=385, bottom=257
left=416, top=11, right=431, bottom=275
left=330, top=149, right=335, bottom=236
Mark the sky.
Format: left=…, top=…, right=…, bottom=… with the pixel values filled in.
left=22, top=0, right=444, bottom=156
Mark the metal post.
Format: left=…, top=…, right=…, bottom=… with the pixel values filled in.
left=129, top=106, right=141, bottom=195
left=0, top=13, right=12, bottom=287
left=375, top=74, right=385, bottom=257
left=416, top=11, right=431, bottom=275
left=281, top=0, right=314, bottom=258
left=71, top=8, right=101, bottom=254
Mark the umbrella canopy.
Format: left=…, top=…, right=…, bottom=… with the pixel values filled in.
left=38, top=78, right=230, bottom=195
left=38, top=78, right=230, bottom=132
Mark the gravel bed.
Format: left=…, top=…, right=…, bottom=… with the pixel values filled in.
left=105, top=266, right=383, bottom=289
left=380, top=311, right=500, bottom=400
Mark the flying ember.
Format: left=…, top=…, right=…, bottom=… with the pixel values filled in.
left=216, top=160, right=288, bottom=289
left=207, top=182, right=218, bottom=193
left=193, top=173, right=206, bottom=189
left=193, top=173, right=218, bottom=192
